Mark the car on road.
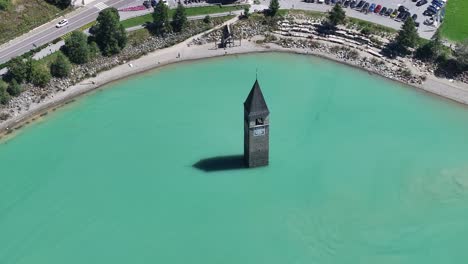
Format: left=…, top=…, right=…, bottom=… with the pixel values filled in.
left=385, top=8, right=393, bottom=16
left=362, top=2, right=370, bottom=12
left=412, top=14, right=418, bottom=21
left=56, top=19, right=69, bottom=28
left=416, top=0, right=428, bottom=6
left=368, top=3, right=376, bottom=12
left=390, top=9, right=398, bottom=18
left=374, top=4, right=382, bottom=13
left=379, top=6, right=387, bottom=15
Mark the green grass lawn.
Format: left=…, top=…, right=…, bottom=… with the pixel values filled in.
left=440, top=0, right=468, bottom=42
left=121, top=4, right=248, bottom=28
left=0, top=0, right=71, bottom=45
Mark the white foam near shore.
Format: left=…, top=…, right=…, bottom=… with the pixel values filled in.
left=1, top=17, right=468, bottom=134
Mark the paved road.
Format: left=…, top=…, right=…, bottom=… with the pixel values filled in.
left=0, top=0, right=131, bottom=64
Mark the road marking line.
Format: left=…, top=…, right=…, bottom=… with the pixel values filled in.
left=95, top=2, right=109, bottom=10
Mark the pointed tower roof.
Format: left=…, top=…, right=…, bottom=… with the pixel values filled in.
left=244, top=79, right=269, bottom=118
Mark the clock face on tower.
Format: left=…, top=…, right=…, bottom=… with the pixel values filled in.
left=253, top=127, right=265, bottom=136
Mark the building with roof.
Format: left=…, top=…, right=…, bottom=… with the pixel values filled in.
left=244, top=79, right=270, bottom=168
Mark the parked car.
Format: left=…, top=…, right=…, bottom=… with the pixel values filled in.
left=374, top=4, right=382, bottom=13
left=350, top=0, right=357, bottom=8
left=432, top=0, right=444, bottom=7
left=423, top=9, right=436, bottom=16
left=331, top=0, right=336, bottom=4
left=415, top=22, right=420, bottom=27
left=416, top=0, right=428, bottom=6
left=362, top=2, right=370, bottom=12
left=369, top=3, right=376, bottom=12
left=396, top=11, right=406, bottom=20
left=56, top=19, right=68, bottom=28
left=398, top=5, right=408, bottom=12
left=325, top=0, right=330, bottom=4
left=412, top=14, right=418, bottom=21
left=390, top=9, right=398, bottom=18
left=344, top=0, right=351, bottom=7
left=379, top=7, right=387, bottom=15
left=385, top=8, right=393, bottom=16
left=424, top=17, right=434, bottom=25
left=427, top=5, right=438, bottom=13
left=143, top=0, right=150, bottom=8
left=402, top=12, right=411, bottom=21
left=356, top=0, right=365, bottom=8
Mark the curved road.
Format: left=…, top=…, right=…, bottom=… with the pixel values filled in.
left=0, top=0, right=131, bottom=64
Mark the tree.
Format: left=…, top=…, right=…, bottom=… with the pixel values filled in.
left=88, top=41, right=100, bottom=58
left=243, top=6, right=250, bottom=18
left=455, top=39, right=468, bottom=67
left=0, top=80, right=10, bottom=105
left=50, top=52, right=72, bottom=78
left=172, top=2, right=187, bottom=32
left=6, top=57, right=28, bottom=83
left=203, top=15, right=211, bottom=24
left=0, top=0, right=10, bottom=11
left=394, top=17, right=419, bottom=54
left=328, top=4, right=346, bottom=27
left=91, top=8, right=127, bottom=56
left=152, top=0, right=171, bottom=35
left=29, top=62, right=51, bottom=87
left=415, top=30, right=443, bottom=61
left=7, top=79, right=21, bottom=96
left=268, top=0, right=279, bottom=17
left=64, top=31, right=90, bottom=64
left=46, top=0, right=71, bottom=8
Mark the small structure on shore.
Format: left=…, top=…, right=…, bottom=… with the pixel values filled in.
left=244, top=79, right=270, bottom=168
left=219, top=24, right=235, bottom=48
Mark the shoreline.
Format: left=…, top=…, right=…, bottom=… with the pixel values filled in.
left=1, top=29, right=468, bottom=138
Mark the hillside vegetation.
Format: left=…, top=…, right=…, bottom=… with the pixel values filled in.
left=0, top=0, right=71, bottom=45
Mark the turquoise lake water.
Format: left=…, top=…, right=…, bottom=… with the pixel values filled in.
left=2, top=53, right=468, bottom=263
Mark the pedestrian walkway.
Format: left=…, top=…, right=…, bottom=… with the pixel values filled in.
left=94, top=2, right=109, bottom=10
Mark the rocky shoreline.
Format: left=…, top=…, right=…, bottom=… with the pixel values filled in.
left=1, top=14, right=468, bottom=137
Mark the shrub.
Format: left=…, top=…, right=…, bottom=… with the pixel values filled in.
left=7, top=79, right=21, bottom=96
left=0, top=0, right=10, bottom=10
left=29, top=62, right=51, bottom=87
left=0, top=80, right=10, bottom=105
left=50, top=52, right=71, bottom=78
left=63, top=31, right=90, bottom=64
left=203, top=15, right=211, bottom=24
left=91, top=8, right=127, bottom=56
left=6, top=57, right=28, bottom=83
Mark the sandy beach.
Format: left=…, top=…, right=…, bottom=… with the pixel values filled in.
left=1, top=16, right=468, bottom=136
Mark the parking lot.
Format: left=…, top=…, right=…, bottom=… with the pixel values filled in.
left=254, top=0, right=440, bottom=39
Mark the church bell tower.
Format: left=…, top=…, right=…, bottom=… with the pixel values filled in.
left=244, top=79, right=270, bottom=168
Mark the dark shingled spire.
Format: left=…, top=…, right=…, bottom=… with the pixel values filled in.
left=244, top=79, right=269, bottom=118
